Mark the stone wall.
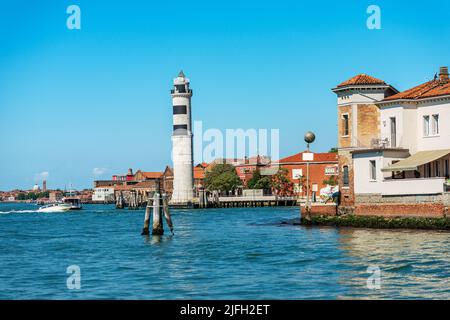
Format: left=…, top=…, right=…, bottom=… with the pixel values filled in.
left=355, top=193, right=445, bottom=204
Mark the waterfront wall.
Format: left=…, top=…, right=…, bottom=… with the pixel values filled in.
left=301, top=204, right=337, bottom=217
left=355, top=203, right=445, bottom=218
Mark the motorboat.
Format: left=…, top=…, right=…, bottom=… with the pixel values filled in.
left=37, top=203, right=72, bottom=213
left=62, top=186, right=82, bottom=210
left=62, top=197, right=82, bottom=210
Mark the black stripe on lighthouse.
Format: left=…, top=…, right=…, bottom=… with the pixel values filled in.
left=173, top=105, right=187, bottom=114
left=173, top=124, right=188, bottom=135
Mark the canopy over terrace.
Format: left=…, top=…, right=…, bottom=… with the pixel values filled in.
left=381, top=149, right=450, bottom=172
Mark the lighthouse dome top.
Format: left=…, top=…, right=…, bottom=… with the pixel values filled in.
left=174, top=70, right=190, bottom=85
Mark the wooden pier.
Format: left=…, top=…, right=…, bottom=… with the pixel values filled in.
left=198, top=196, right=298, bottom=208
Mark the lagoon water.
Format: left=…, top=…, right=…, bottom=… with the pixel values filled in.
left=0, top=203, right=449, bottom=299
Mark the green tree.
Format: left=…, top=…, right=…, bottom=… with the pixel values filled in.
left=247, top=169, right=262, bottom=189
left=254, top=176, right=272, bottom=190
left=328, top=147, right=338, bottom=153
left=17, top=193, right=27, bottom=201
left=204, top=164, right=242, bottom=193
left=323, top=175, right=338, bottom=186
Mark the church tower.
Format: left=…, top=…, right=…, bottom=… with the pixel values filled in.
left=170, top=71, right=194, bottom=206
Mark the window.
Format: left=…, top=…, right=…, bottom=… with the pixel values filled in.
left=173, top=124, right=188, bottom=134
left=390, top=117, right=397, bottom=147
left=342, top=114, right=349, bottom=136
left=292, top=169, right=303, bottom=179
left=445, top=159, right=449, bottom=178
left=425, top=163, right=432, bottom=178
left=369, top=160, right=377, bottom=181
left=423, top=116, right=430, bottom=137
left=435, top=160, right=441, bottom=177
left=175, top=84, right=186, bottom=93
left=343, top=166, right=349, bottom=187
left=432, top=114, right=439, bottom=135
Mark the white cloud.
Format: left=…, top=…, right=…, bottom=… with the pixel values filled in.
left=93, top=167, right=108, bottom=177
left=34, top=171, right=49, bottom=182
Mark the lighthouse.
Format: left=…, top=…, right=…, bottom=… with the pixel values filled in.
left=170, top=71, right=194, bottom=206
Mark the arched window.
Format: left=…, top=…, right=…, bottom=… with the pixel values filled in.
left=343, top=166, right=349, bottom=187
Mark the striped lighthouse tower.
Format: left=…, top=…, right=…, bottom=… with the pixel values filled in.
left=170, top=71, right=194, bottom=206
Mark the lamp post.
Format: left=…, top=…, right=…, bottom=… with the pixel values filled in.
left=304, top=131, right=316, bottom=215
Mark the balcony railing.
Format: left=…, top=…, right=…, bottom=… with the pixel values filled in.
left=381, top=177, right=446, bottom=196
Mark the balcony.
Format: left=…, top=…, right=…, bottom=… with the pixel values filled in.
left=381, top=177, right=446, bottom=196
left=170, top=89, right=193, bottom=94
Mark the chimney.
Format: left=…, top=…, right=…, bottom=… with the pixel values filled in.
left=439, top=66, right=449, bottom=82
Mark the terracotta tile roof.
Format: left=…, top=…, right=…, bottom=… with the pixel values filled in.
left=194, top=166, right=205, bottom=179
left=279, top=152, right=338, bottom=163
left=337, top=74, right=387, bottom=88
left=133, top=181, right=156, bottom=189
left=114, top=185, right=133, bottom=191
left=139, top=172, right=163, bottom=179
left=383, top=79, right=450, bottom=101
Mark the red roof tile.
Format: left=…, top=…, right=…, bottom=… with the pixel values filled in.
left=337, top=74, right=387, bottom=88
left=139, top=172, right=163, bottom=179
left=383, top=79, right=450, bottom=101
left=279, top=152, right=338, bottom=163
left=194, top=166, right=205, bottom=179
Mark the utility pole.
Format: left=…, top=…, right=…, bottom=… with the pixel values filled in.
left=303, top=131, right=316, bottom=218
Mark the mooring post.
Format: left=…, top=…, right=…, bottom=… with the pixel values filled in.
left=141, top=196, right=152, bottom=235
left=152, top=182, right=164, bottom=235
left=162, top=194, right=174, bottom=234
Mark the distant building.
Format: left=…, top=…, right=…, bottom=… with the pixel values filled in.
left=92, top=187, right=115, bottom=203
left=32, top=184, right=40, bottom=192
left=277, top=152, right=339, bottom=196
left=42, top=180, right=47, bottom=192
left=112, top=168, right=135, bottom=182
left=49, top=191, right=63, bottom=202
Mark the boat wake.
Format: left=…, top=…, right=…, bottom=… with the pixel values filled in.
left=0, top=210, right=38, bottom=215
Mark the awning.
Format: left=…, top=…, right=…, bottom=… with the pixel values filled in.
left=381, top=149, right=450, bottom=172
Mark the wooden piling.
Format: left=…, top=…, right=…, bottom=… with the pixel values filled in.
left=162, top=194, right=174, bottom=234
left=141, top=198, right=152, bottom=235
left=152, top=192, right=163, bottom=235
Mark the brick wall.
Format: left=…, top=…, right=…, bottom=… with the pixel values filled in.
left=357, top=104, right=380, bottom=147
left=338, top=105, right=352, bottom=148
left=338, top=149, right=355, bottom=207
left=355, top=203, right=446, bottom=218
left=282, top=163, right=338, bottom=196
left=301, top=204, right=337, bottom=217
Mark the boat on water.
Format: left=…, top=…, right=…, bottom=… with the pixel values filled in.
left=37, top=203, right=72, bottom=213
left=62, top=186, right=83, bottom=210
left=62, top=197, right=82, bottom=210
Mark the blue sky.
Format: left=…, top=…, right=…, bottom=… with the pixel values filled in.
left=1, top=0, right=449, bottom=190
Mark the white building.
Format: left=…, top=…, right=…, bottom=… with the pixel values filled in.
left=350, top=67, right=450, bottom=199
left=92, top=187, right=115, bottom=202
left=170, top=71, right=194, bottom=206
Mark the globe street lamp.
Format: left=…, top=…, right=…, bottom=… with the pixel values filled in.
left=304, top=131, right=315, bottom=215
